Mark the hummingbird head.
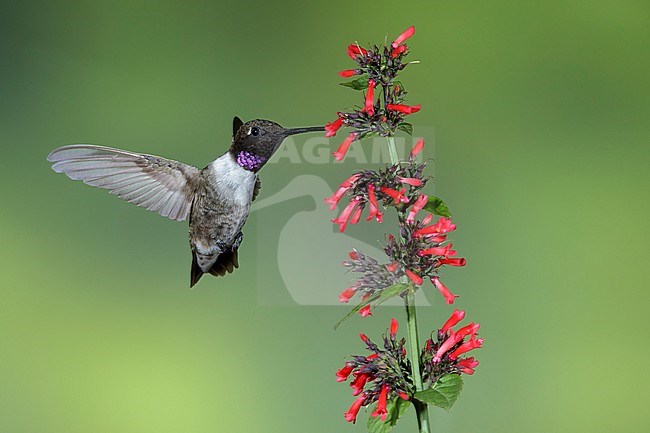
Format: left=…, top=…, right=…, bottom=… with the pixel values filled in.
left=230, top=117, right=324, bottom=172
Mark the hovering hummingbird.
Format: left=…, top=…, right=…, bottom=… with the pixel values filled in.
left=47, top=117, right=324, bottom=287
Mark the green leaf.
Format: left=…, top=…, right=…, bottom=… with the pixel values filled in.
left=334, top=283, right=410, bottom=330
left=422, top=196, right=452, bottom=218
left=397, top=122, right=413, bottom=135
left=374, top=283, right=412, bottom=307
left=414, top=374, right=463, bottom=411
left=367, top=397, right=412, bottom=433
left=357, top=130, right=378, bottom=140
left=340, top=76, right=369, bottom=90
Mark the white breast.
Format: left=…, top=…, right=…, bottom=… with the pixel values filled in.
left=208, top=153, right=257, bottom=204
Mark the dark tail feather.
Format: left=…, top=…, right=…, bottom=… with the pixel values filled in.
left=190, top=253, right=204, bottom=288
left=190, top=250, right=240, bottom=286
left=208, top=250, right=239, bottom=277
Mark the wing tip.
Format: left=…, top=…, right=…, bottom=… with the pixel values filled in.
left=46, top=145, right=86, bottom=163
left=46, top=148, right=61, bottom=163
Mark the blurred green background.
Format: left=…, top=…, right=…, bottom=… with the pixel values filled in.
left=1, top=1, right=649, bottom=432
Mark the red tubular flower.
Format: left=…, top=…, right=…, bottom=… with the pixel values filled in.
left=431, top=276, right=457, bottom=304
left=398, top=392, right=410, bottom=400
left=324, top=173, right=359, bottom=210
left=386, top=103, right=421, bottom=114
left=359, top=294, right=373, bottom=317
left=459, top=356, right=479, bottom=369
left=439, top=257, right=467, bottom=267
left=410, top=138, right=425, bottom=159
left=433, top=331, right=463, bottom=363
left=385, top=261, right=399, bottom=272
left=390, top=44, right=407, bottom=58
left=332, top=199, right=358, bottom=232
left=405, top=269, right=423, bottom=285
left=325, top=117, right=344, bottom=137
left=348, top=250, right=359, bottom=260
left=397, top=177, right=423, bottom=187
left=366, top=184, right=383, bottom=222
left=371, top=385, right=389, bottom=421
left=413, top=217, right=456, bottom=236
left=359, top=304, right=372, bottom=317
left=366, top=353, right=379, bottom=360
left=455, top=322, right=480, bottom=339
left=347, top=44, right=368, bottom=59
left=340, top=173, right=361, bottom=188
left=390, top=318, right=399, bottom=339
left=344, top=394, right=366, bottom=423
left=418, top=243, right=455, bottom=257
left=359, top=333, right=370, bottom=343
left=364, top=79, right=376, bottom=116
left=350, top=206, right=363, bottom=225
left=336, top=365, right=354, bottom=382
left=339, top=69, right=358, bottom=78
left=440, top=309, right=465, bottom=333
left=460, top=366, right=476, bottom=375
left=333, top=133, right=357, bottom=161
left=421, top=213, right=433, bottom=226
left=339, top=287, right=356, bottom=303
left=379, top=186, right=409, bottom=204
left=429, top=235, right=448, bottom=244
left=449, top=338, right=484, bottom=360
left=407, top=193, right=428, bottom=223
left=324, top=187, right=348, bottom=210
left=391, top=25, right=416, bottom=48
left=350, top=373, right=370, bottom=395
left=433, top=217, right=457, bottom=233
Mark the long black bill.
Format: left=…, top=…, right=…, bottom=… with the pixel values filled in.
left=284, top=126, right=325, bottom=135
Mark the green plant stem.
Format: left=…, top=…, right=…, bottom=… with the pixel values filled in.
left=386, top=136, right=431, bottom=433
left=406, top=290, right=431, bottom=433
left=386, top=135, right=399, bottom=164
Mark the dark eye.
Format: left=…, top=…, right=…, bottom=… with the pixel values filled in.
left=251, top=126, right=260, bottom=136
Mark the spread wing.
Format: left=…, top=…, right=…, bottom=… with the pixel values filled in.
left=47, top=144, right=200, bottom=221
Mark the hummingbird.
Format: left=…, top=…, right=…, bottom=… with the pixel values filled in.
left=47, top=117, right=324, bottom=287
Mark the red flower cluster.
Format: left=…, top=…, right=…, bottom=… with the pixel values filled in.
left=421, top=310, right=483, bottom=381
left=325, top=26, right=421, bottom=161
left=337, top=319, right=412, bottom=424
left=339, top=249, right=403, bottom=317
left=325, top=140, right=429, bottom=232
left=385, top=215, right=467, bottom=304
